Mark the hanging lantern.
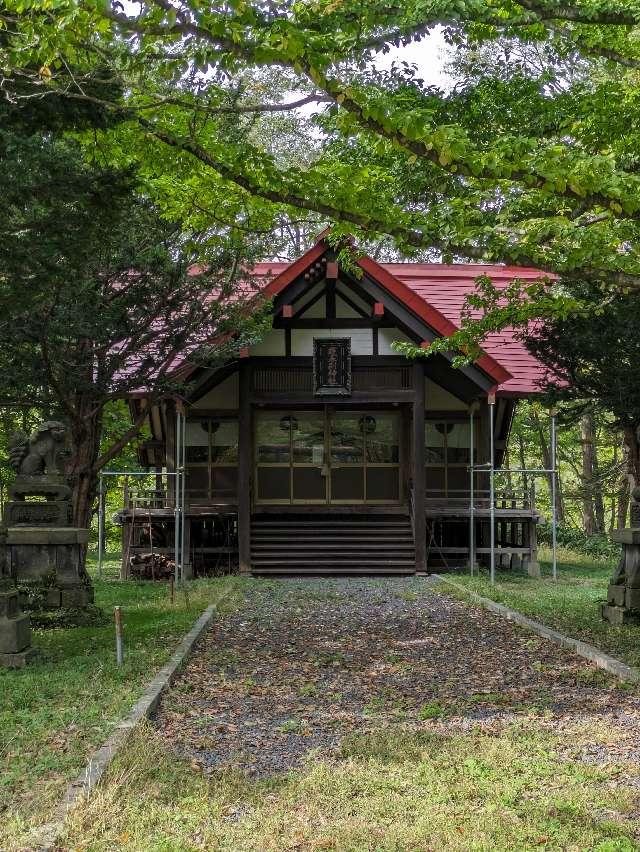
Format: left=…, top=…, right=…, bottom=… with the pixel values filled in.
left=359, top=415, right=377, bottom=434
left=280, top=415, right=298, bottom=432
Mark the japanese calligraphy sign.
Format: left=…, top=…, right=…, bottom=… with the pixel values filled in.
left=313, top=338, right=351, bottom=396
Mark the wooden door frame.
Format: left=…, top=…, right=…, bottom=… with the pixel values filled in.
left=253, top=406, right=403, bottom=508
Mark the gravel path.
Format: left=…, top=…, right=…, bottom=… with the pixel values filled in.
left=156, top=577, right=640, bottom=778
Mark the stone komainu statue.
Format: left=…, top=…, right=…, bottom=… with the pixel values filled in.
left=8, top=421, right=68, bottom=476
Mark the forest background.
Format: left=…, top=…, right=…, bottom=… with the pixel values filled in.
left=2, top=1, right=640, bottom=555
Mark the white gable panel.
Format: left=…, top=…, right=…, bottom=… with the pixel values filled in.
left=378, top=327, right=412, bottom=355
left=191, top=373, right=239, bottom=410
left=304, top=295, right=326, bottom=318
left=335, top=295, right=362, bottom=318
left=426, top=378, right=467, bottom=411
left=291, top=328, right=373, bottom=356
left=336, top=287, right=369, bottom=316
left=250, top=328, right=285, bottom=356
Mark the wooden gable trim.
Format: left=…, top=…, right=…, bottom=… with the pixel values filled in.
left=342, top=268, right=497, bottom=394
left=184, top=361, right=240, bottom=403
left=357, top=256, right=512, bottom=386
left=292, top=286, right=325, bottom=319
left=243, top=236, right=512, bottom=392
left=335, top=285, right=370, bottom=319
left=262, top=242, right=326, bottom=303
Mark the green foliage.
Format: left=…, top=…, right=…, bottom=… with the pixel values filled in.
left=3, top=0, right=640, bottom=311
left=538, top=523, right=620, bottom=561
left=0, top=80, right=272, bottom=526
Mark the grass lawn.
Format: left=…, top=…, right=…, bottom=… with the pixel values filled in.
left=0, top=552, right=242, bottom=851
left=5, top=552, right=640, bottom=851
left=437, top=548, right=640, bottom=669
left=60, top=719, right=639, bottom=852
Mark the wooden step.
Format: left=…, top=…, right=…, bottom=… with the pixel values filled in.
left=251, top=542, right=414, bottom=550
left=252, top=568, right=415, bottom=575
left=251, top=520, right=410, bottom=528
left=249, top=513, right=415, bottom=576
left=252, top=557, right=415, bottom=568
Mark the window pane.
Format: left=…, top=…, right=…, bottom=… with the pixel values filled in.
left=447, top=423, right=471, bottom=464
left=331, top=467, right=364, bottom=501
left=186, top=466, right=209, bottom=501
left=366, top=467, right=399, bottom=501
left=365, top=414, right=399, bottom=463
left=292, top=415, right=325, bottom=464
left=257, top=467, right=290, bottom=501
left=425, top=422, right=445, bottom=463
left=256, top=414, right=290, bottom=463
left=330, top=414, right=363, bottom=464
left=185, top=420, right=209, bottom=463
left=211, top=466, right=237, bottom=500
left=425, top=467, right=446, bottom=496
left=447, top=467, right=469, bottom=495
left=292, top=467, right=326, bottom=501
left=211, top=420, right=238, bottom=464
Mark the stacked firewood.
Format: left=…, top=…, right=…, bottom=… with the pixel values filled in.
left=129, top=552, right=175, bottom=580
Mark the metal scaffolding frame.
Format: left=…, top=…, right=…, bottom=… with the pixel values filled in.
left=97, top=468, right=184, bottom=584
left=467, top=397, right=559, bottom=585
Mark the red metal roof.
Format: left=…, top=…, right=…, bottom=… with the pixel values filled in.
left=251, top=256, right=551, bottom=397
left=383, top=263, right=550, bottom=396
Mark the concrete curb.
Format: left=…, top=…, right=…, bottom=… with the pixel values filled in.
left=32, top=602, right=218, bottom=851
left=435, top=575, right=640, bottom=684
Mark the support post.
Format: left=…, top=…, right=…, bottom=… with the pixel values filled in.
left=489, top=392, right=496, bottom=585
left=180, top=413, right=186, bottom=581
left=468, top=402, right=477, bottom=575
left=238, top=362, right=252, bottom=574
left=114, top=606, right=124, bottom=666
left=550, top=409, right=558, bottom=581
left=174, top=407, right=183, bottom=586
left=413, top=363, right=426, bottom=573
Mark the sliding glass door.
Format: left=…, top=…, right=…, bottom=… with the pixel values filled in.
left=255, top=409, right=401, bottom=505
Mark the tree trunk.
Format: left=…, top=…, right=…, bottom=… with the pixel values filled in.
left=517, top=429, right=529, bottom=498
left=531, top=409, right=565, bottom=523
left=67, top=401, right=103, bottom=530
left=618, top=436, right=630, bottom=529
left=592, top=427, right=606, bottom=534
left=622, top=426, right=640, bottom=525
left=580, top=413, right=596, bottom=534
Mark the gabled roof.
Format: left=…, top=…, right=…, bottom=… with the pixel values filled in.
left=250, top=239, right=552, bottom=397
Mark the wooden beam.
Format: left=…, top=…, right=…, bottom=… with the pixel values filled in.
left=413, top=362, right=426, bottom=573
left=274, top=318, right=394, bottom=329
left=250, top=389, right=414, bottom=404
left=238, top=363, right=251, bottom=574
left=292, top=287, right=325, bottom=319
left=326, top=279, right=336, bottom=320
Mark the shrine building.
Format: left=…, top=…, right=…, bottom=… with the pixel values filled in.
left=120, top=234, right=550, bottom=577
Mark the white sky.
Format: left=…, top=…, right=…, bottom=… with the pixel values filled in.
left=373, top=28, right=453, bottom=90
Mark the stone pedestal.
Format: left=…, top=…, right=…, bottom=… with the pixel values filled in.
left=0, top=587, right=37, bottom=668
left=602, top=527, right=640, bottom=625
left=6, top=527, right=93, bottom=610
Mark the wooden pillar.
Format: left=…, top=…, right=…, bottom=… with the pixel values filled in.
left=413, top=363, right=426, bottom=572
left=238, top=363, right=252, bottom=574
left=165, top=399, right=176, bottom=505
left=182, top=518, right=193, bottom=580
